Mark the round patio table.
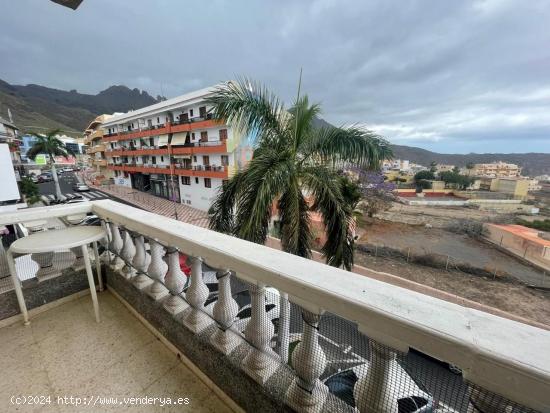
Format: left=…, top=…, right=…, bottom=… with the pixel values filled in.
left=7, top=226, right=106, bottom=325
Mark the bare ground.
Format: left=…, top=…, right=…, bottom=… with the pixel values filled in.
left=355, top=249, right=550, bottom=326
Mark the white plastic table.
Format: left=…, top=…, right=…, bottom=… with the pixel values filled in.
left=7, top=226, right=107, bottom=325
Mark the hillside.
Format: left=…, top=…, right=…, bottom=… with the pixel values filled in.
left=390, top=144, right=550, bottom=177
left=0, top=79, right=160, bottom=135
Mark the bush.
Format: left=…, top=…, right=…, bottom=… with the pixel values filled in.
left=19, top=177, right=41, bottom=205
left=517, top=219, right=550, bottom=232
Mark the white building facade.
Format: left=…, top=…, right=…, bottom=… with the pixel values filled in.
left=101, top=83, right=250, bottom=211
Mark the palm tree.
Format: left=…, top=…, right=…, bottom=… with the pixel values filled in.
left=26, top=129, right=75, bottom=200
left=206, top=79, right=392, bottom=270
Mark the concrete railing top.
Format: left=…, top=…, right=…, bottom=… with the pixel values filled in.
left=1, top=200, right=549, bottom=411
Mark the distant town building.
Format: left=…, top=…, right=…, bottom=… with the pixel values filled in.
left=20, top=134, right=84, bottom=164
left=435, top=164, right=455, bottom=173
left=527, top=179, right=541, bottom=192
left=489, top=178, right=530, bottom=200
left=382, top=159, right=410, bottom=172
left=100, top=83, right=252, bottom=211
left=466, top=161, right=522, bottom=178
left=535, top=175, right=550, bottom=183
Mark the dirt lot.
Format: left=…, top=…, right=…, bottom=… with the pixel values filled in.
left=358, top=220, right=548, bottom=286
left=355, top=244, right=550, bottom=326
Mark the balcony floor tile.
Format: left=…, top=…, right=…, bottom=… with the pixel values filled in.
left=0, top=291, right=235, bottom=412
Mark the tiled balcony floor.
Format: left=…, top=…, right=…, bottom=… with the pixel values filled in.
left=0, top=291, right=234, bottom=413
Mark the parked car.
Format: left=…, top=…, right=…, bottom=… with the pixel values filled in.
left=324, top=362, right=437, bottom=412
left=62, top=167, right=74, bottom=173
left=77, top=215, right=101, bottom=226
left=37, top=173, right=53, bottom=183
left=73, top=183, right=90, bottom=192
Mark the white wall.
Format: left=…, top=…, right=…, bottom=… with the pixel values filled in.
left=0, top=144, right=21, bottom=202
left=178, top=176, right=223, bottom=211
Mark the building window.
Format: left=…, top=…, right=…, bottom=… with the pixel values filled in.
left=203, top=155, right=210, bottom=166
left=190, top=109, right=194, bottom=117
left=181, top=176, right=190, bottom=185
left=204, top=178, right=211, bottom=188
left=149, top=137, right=154, bottom=146
left=195, top=177, right=199, bottom=184
left=219, top=129, right=228, bottom=140
left=152, top=156, right=156, bottom=164
left=221, top=155, right=229, bottom=166
left=200, top=131, right=208, bottom=142
left=199, top=106, right=206, bottom=118
left=193, top=155, right=197, bottom=162
left=157, top=117, right=160, bottom=123
left=191, top=132, right=195, bottom=140
left=160, top=156, right=164, bottom=162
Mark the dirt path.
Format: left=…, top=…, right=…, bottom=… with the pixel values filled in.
left=355, top=250, right=550, bottom=326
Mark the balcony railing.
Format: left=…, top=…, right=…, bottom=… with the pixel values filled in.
left=0, top=200, right=548, bottom=413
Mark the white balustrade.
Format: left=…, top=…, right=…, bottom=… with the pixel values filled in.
left=210, top=269, right=240, bottom=354
left=100, top=220, right=112, bottom=264
left=278, top=292, right=290, bottom=364
left=132, top=235, right=153, bottom=290
left=31, top=251, right=61, bottom=281
left=242, top=283, right=278, bottom=384
left=70, top=246, right=85, bottom=271
left=181, top=256, right=211, bottom=333
left=120, top=229, right=136, bottom=279
left=163, top=247, right=188, bottom=315
left=145, top=239, right=169, bottom=300
left=286, top=310, right=328, bottom=412
left=353, top=342, right=398, bottom=413
left=108, top=222, right=124, bottom=269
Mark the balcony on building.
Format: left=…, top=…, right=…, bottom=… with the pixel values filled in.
left=0, top=200, right=548, bottom=413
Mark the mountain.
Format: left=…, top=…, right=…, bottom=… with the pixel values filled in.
left=0, top=79, right=160, bottom=135
left=390, top=144, right=550, bottom=177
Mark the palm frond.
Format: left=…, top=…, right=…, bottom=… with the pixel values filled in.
left=205, top=77, right=289, bottom=146
left=25, top=144, right=45, bottom=161
left=300, top=126, right=392, bottom=170
left=278, top=177, right=313, bottom=258
left=208, top=172, right=244, bottom=234
left=232, top=150, right=292, bottom=244
left=288, top=95, right=321, bottom=151
left=301, top=166, right=355, bottom=269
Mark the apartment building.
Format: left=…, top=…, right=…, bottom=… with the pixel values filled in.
left=466, top=161, right=522, bottom=178
left=0, top=115, right=22, bottom=171
left=101, top=83, right=249, bottom=211
left=84, top=114, right=113, bottom=183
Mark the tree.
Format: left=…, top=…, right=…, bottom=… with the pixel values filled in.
left=466, top=162, right=475, bottom=170
left=206, top=78, right=392, bottom=270
left=26, top=129, right=75, bottom=199
left=355, top=170, right=396, bottom=217
left=19, top=177, right=40, bottom=205
left=440, top=171, right=474, bottom=189
left=429, top=161, right=437, bottom=173
left=414, top=170, right=434, bottom=191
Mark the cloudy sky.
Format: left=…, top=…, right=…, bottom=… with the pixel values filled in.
left=2, top=0, right=550, bottom=153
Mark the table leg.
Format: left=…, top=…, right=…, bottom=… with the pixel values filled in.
left=92, top=241, right=103, bottom=292
left=7, top=251, right=29, bottom=325
left=82, top=244, right=100, bottom=323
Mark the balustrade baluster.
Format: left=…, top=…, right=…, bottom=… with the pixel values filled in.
left=278, top=292, right=290, bottom=363
left=120, top=229, right=136, bottom=279
left=70, top=246, right=85, bottom=271
left=163, top=247, right=188, bottom=315
left=145, top=239, right=169, bottom=300
left=242, top=283, right=278, bottom=384
left=108, top=223, right=124, bottom=269
left=131, top=235, right=152, bottom=289
left=286, top=309, right=328, bottom=412
left=181, top=256, right=211, bottom=333
left=353, top=342, right=398, bottom=413
left=210, top=269, right=239, bottom=354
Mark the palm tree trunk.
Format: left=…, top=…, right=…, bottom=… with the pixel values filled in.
left=49, top=156, right=63, bottom=200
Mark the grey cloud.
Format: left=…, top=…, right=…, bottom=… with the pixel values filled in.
left=1, top=0, right=549, bottom=153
